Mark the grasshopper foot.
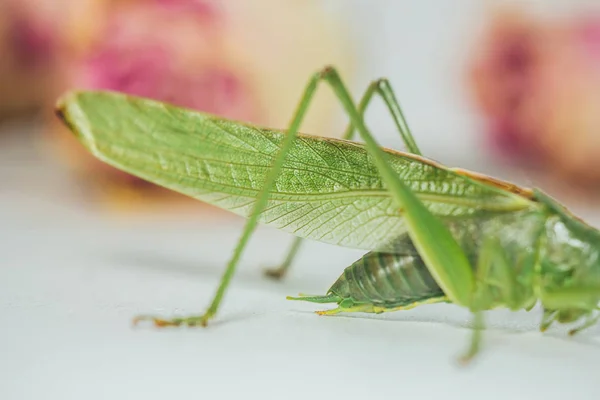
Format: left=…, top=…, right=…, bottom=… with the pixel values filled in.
left=457, top=354, right=476, bottom=366
left=263, top=238, right=302, bottom=280
left=133, top=310, right=216, bottom=328
left=263, top=266, right=288, bottom=280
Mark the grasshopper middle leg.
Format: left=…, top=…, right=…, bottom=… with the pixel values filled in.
left=265, top=78, right=423, bottom=280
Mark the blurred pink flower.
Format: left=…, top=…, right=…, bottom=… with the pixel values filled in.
left=67, top=0, right=259, bottom=123
left=152, top=0, right=217, bottom=17
left=468, top=10, right=543, bottom=160
left=46, top=0, right=355, bottom=207
left=8, top=8, right=57, bottom=67
left=0, top=0, right=65, bottom=118
left=468, top=8, right=600, bottom=185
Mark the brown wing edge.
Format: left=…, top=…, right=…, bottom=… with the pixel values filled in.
left=450, top=168, right=535, bottom=199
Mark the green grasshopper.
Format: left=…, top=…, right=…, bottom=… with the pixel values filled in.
left=55, top=66, right=600, bottom=362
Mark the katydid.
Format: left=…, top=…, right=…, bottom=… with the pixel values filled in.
left=55, top=66, right=600, bottom=362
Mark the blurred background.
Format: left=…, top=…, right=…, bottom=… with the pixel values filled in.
left=4, top=1, right=600, bottom=397
left=3, top=0, right=600, bottom=217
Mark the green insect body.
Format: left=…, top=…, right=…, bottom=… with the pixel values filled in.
left=54, top=66, right=600, bottom=362
left=293, top=244, right=449, bottom=314
left=292, top=209, right=546, bottom=315
left=294, top=187, right=600, bottom=333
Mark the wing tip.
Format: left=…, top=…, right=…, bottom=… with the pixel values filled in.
left=54, top=91, right=80, bottom=134
left=53, top=90, right=101, bottom=150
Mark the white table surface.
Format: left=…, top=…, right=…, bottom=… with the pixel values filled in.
left=2, top=122, right=600, bottom=400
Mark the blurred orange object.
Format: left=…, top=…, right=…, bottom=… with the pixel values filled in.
left=468, top=7, right=600, bottom=188
left=43, top=0, right=355, bottom=212
left=0, top=0, right=107, bottom=119
left=0, top=1, right=56, bottom=119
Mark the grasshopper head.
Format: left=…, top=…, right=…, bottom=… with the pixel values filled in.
left=537, top=211, right=600, bottom=328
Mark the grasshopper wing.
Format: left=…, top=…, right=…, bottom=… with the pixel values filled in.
left=56, top=91, right=536, bottom=252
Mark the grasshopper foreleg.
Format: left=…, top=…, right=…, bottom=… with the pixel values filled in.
left=457, top=237, right=507, bottom=364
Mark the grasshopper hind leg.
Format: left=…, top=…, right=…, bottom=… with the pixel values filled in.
left=132, top=67, right=331, bottom=328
